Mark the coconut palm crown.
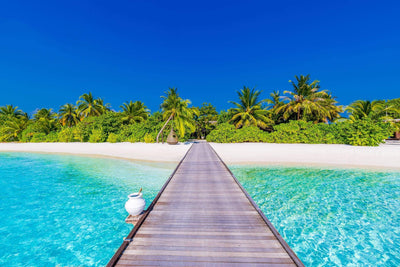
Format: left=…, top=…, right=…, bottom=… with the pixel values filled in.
left=229, top=86, right=272, bottom=129
left=276, top=74, right=342, bottom=122
left=0, top=105, right=24, bottom=118
left=345, top=100, right=396, bottom=121
left=59, top=104, right=81, bottom=127
left=77, top=92, right=109, bottom=117
left=33, top=108, right=56, bottom=121
left=120, top=101, right=150, bottom=124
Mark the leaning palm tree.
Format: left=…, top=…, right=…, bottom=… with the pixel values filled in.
left=76, top=92, right=107, bottom=117
left=229, top=86, right=272, bottom=129
left=59, top=104, right=81, bottom=127
left=0, top=105, right=24, bottom=118
left=156, top=88, right=199, bottom=143
left=120, top=101, right=150, bottom=124
left=345, top=100, right=395, bottom=121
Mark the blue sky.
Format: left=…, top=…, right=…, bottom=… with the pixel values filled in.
left=0, top=0, right=399, bottom=114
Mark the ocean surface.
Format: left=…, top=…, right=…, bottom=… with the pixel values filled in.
left=230, top=165, right=400, bottom=266
left=0, top=152, right=175, bottom=266
left=1, top=153, right=399, bottom=266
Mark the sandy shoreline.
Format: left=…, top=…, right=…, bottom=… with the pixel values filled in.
left=210, top=143, right=400, bottom=170
left=1, top=142, right=399, bottom=170
left=0, top=142, right=192, bottom=162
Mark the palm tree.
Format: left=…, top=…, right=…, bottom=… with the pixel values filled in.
left=59, top=104, right=81, bottom=127
left=0, top=105, right=24, bottom=118
left=95, top=98, right=111, bottom=114
left=32, top=108, right=58, bottom=134
left=229, top=86, right=272, bottom=129
left=156, top=88, right=199, bottom=143
left=266, top=90, right=285, bottom=124
left=276, top=74, right=339, bottom=122
left=33, top=108, right=56, bottom=121
left=77, top=92, right=108, bottom=117
left=346, top=100, right=395, bottom=121
left=0, top=117, right=29, bottom=141
left=266, top=90, right=283, bottom=110
left=120, top=101, right=150, bottom=124
left=320, top=93, right=343, bottom=122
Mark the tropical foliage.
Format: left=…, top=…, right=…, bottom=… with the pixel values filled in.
left=0, top=105, right=25, bottom=118
left=1, top=75, right=399, bottom=146
left=120, top=101, right=149, bottom=124
left=229, top=86, right=273, bottom=130
left=345, top=100, right=397, bottom=121
left=207, top=119, right=393, bottom=146
left=59, top=104, right=80, bottom=127
left=156, top=88, right=198, bottom=142
left=194, top=103, right=218, bottom=139
left=77, top=92, right=109, bottom=117
left=275, top=75, right=342, bottom=123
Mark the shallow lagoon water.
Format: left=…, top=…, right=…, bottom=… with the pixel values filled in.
left=0, top=152, right=175, bottom=266
left=230, top=165, right=400, bottom=266
left=2, top=152, right=399, bottom=266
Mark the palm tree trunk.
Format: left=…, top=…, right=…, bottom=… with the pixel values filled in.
left=156, top=114, right=174, bottom=143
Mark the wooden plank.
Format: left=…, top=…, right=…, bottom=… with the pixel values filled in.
left=124, top=245, right=286, bottom=253
left=134, top=233, right=278, bottom=240
left=136, top=230, right=274, bottom=236
left=129, top=237, right=284, bottom=248
left=116, top=259, right=296, bottom=267
left=118, top=254, right=295, bottom=264
left=122, top=249, right=291, bottom=258
left=109, top=142, right=304, bottom=267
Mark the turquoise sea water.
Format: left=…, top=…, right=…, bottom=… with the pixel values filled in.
left=0, top=152, right=175, bottom=266
left=231, top=165, right=400, bottom=266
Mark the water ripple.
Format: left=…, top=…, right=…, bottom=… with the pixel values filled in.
left=0, top=152, right=175, bottom=266
left=230, top=165, right=400, bottom=266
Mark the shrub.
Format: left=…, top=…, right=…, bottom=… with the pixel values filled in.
left=89, top=129, right=106, bottom=143
left=144, top=133, right=155, bottom=143
left=343, top=118, right=393, bottom=146
left=45, top=132, right=58, bottom=142
left=234, top=126, right=270, bottom=142
left=127, top=135, right=139, bottom=143
left=73, top=121, right=92, bottom=142
left=206, top=119, right=392, bottom=146
left=107, top=133, right=119, bottom=143
left=20, top=128, right=34, bottom=142
left=30, top=133, right=47, bottom=142
left=119, top=123, right=147, bottom=142
left=93, top=112, right=123, bottom=136
left=206, top=123, right=237, bottom=143
left=58, top=127, right=75, bottom=142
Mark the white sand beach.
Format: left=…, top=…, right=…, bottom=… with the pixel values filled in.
left=1, top=142, right=399, bottom=169
left=0, top=142, right=191, bottom=162
left=210, top=143, right=400, bottom=169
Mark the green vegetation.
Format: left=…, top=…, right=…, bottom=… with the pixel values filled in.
left=206, top=119, right=394, bottom=146
left=229, top=86, right=273, bottom=130
left=156, top=88, right=199, bottom=142
left=1, top=74, right=399, bottom=146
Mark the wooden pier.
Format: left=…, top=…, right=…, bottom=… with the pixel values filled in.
left=108, top=142, right=304, bottom=266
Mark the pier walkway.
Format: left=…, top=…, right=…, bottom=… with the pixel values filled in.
left=108, top=142, right=303, bottom=266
